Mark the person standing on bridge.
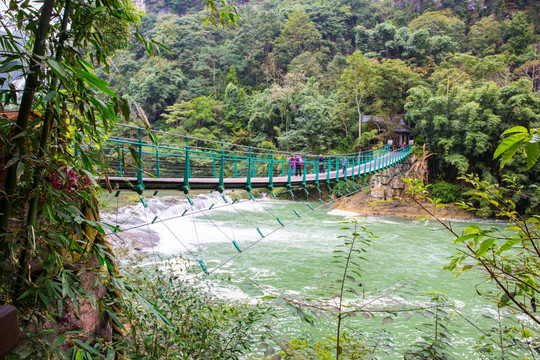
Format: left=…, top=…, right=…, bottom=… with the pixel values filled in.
left=318, top=154, right=325, bottom=173
left=289, top=154, right=296, bottom=177
left=342, top=157, right=347, bottom=175
left=296, top=154, right=303, bottom=176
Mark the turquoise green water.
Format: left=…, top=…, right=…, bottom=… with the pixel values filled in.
left=108, top=195, right=533, bottom=358
left=192, top=201, right=488, bottom=358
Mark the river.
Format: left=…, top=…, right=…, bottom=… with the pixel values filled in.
left=102, top=192, right=534, bottom=359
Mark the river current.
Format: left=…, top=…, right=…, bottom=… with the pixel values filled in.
left=102, top=192, right=533, bottom=359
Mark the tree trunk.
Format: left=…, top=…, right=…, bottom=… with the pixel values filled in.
left=0, top=0, right=55, bottom=233
left=27, top=0, right=71, bottom=229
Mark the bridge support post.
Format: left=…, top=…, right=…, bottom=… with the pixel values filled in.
left=212, top=152, right=217, bottom=178
left=267, top=150, right=274, bottom=194
left=344, top=156, right=348, bottom=180
left=117, top=147, right=123, bottom=177
left=245, top=149, right=252, bottom=192
left=301, top=155, right=306, bottom=188
left=286, top=154, right=292, bottom=190
left=135, top=128, right=144, bottom=194
left=217, top=143, right=225, bottom=194
left=252, top=152, right=256, bottom=178
left=234, top=151, right=238, bottom=178
left=335, top=156, right=339, bottom=182
left=314, top=158, right=319, bottom=187
left=182, top=139, right=190, bottom=194
left=155, top=144, right=161, bottom=178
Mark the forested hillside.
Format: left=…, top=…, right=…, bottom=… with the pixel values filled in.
left=100, top=0, right=540, bottom=212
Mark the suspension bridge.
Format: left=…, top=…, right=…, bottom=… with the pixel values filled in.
left=100, top=124, right=412, bottom=277
left=100, top=124, right=411, bottom=194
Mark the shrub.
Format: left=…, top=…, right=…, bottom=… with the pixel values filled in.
left=120, top=261, right=266, bottom=359
left=430, top=181, right=462, bottom=203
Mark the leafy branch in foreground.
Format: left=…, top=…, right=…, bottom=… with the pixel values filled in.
left=493, top=126, right=540, bottom=170
left=404, top=176, right=540, bottom=357
left=404, top=293, right=453, bottom=360
left=118, top=259, right=265, bottom=359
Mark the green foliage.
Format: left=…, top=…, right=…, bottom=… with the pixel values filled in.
left=430, top=180, right=462, bottom=203
left=405, top=174, right=540, bottom=336
left=502, top=11, right=534, bottom=55
left=127, top=57, right=186, bottom=123
left=120, top=261, right=264, bottom=359
left=403, top=294, right=454, bottom=360
left=355, top=129, right=379, bottom=149
left=408, top=10, right=466, bottom=43
left=338, top=52, right=381, bottom=138
left=271, top=10, right=323, bottom=70
left=467, top=15, right=504, bottom=56
left=0, top=0, right=245, bottom=357
left=405, top=71, right=540, bottom=213
left=272, top=331, right=368, bottom=360
left=0, top=0, right=144, bottom=356
left=163, top=96, right=224, bottom=136
left=493, top=126, right=540, bottom=169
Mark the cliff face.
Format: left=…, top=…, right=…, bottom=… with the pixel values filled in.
left=133, top=0, right=204, bottom=16
left=133, top=0, right=146, bottom=11
left=133, top=0, right=249, bottom=16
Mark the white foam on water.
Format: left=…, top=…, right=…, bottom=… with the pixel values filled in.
left=327, top=208, right=362, bottom=218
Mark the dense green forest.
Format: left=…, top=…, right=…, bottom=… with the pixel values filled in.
left=101, top=0, right=540, bottom=212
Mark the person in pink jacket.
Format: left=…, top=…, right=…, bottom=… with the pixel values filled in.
left=289, top=154, right=296, bottom=176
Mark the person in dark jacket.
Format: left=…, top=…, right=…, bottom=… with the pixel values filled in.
left=318, top=154, right=325, bottom=173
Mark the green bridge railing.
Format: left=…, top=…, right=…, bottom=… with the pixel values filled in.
left=97, top=124, right=411, bottom=192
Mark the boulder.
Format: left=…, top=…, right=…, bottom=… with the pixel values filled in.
left=390, top=177, right=405, bottom=189
left=370, top=185, right=386, bottom=200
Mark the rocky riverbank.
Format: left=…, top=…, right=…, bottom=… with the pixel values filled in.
left=334, top=188, right=474, bottom=220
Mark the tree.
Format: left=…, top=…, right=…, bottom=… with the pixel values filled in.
left=474, top=54, right=512, bottom=87
left=338, top=51, right=381, bottom=139
left=374, top=58, right=422, bottom=116
left=277, top=89, right=339, bottom=153
left=467, top=15, right=504, bottom=56
left=271, top=10, right=323, bottom=71
left=502, top=11, right=534, bottom=55
left=408, top=10, right=465, bottom=44
left=192, top=44, right=242, bottom=95
left=516, top=59, right=540, bottom=93
left=304, top=2, right=353, bottom=56
left=0, top=0, right=142, bottom=355
left=162, top=96, right=224, bottom=135
left=230, top=8, right=282, bottom=89
left=127, top=56, right=186, bottom=123
left=405, top=75, right=540, bottom=207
